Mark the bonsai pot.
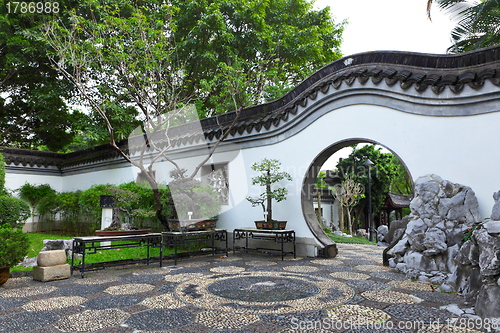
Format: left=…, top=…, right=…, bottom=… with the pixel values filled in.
left=167, top=218, right=218, bottom=232
left=0, top=266, right=10, bottom=286
left=255, top=220, right=287, bottom=230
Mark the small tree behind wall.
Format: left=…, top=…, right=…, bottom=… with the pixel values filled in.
left=246, top=158, right=292, bottom=222
left=331, top=174, right=364, bottom=235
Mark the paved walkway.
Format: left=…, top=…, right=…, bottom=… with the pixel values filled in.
left=0, top=243, right=480, bottom=333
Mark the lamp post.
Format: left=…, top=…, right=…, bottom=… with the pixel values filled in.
left=363, top=159, right=375, bottom=242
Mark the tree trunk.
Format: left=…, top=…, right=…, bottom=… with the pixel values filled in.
left=347, top=208, right=352, bottom=236
left=266, top=170, right=272, bottom=222
left=153, top=187, right=170, bottom=231
left=340, top=205, right=344, bottom=233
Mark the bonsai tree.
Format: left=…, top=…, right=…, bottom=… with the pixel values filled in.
left=0, top=223, right=29, bottom=268
left=169, top=169, right=221, bottom=220
left=246, top=158, right=292, bottom=222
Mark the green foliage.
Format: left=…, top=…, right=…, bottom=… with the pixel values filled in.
left=0, top=223, right=29, bottom=267
left=335, top=145, right=399, bottom=217
left=462, top=225, right=477, bottom=244
left=0, top=196, right=30, bottom=228
left=315, top=170, right=328, bottom=189
left=246, top=158, right=292, bottom=221
left=427, top=0, right=500, bottom=53
left=390, top=155, right=413, bottom=195
left=173, top=0, right=345, bottom=116
left=323, top=228, right=376, bottom=245
left=0, top=1, right=82, bottom=151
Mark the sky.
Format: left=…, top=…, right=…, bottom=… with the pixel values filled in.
left=313, top=0, right=457, bottom=56
left=312, top=0, right=457, bottom=170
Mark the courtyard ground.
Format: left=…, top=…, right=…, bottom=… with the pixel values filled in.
left=0, top=243, right=476, bottom=333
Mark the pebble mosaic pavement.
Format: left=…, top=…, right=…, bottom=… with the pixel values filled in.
left=0, top=243, right=479, bottom=332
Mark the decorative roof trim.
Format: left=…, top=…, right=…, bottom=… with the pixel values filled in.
left=3, top=47, right=500, bottom=170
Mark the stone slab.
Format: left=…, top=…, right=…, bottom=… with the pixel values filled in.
left=33, top=264, right=70, bottom=282
left=37, top=250, right=67, bottom=267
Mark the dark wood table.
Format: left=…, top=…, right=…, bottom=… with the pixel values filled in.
left=232, top=228, right=296, bottom=260
left=71, top=233, right=163, bottom=278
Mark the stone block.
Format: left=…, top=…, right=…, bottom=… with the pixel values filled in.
left=37, top=250, right=67, bottom=267
left=33, top=264, right=70, bottom=282
left=485, top=220, right=500, bottom=235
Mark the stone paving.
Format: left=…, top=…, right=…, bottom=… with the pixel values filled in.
left=0, top=243, right=486, bottom=333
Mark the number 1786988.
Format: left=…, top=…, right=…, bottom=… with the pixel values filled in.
left=6, top=2, right=59, bottom=14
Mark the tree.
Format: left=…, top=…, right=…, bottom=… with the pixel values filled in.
left=171, top=0, right=345, bottom=116
left=334, top=144, right=399, bottom=225
left=0, top=2, right=84, bottom=151
left=331, top=174, right=364, bottom=235
left=17, top=183, right=56, bottom=228
left=246, top=158, right=292, bottom=222
left=41, top=2, right=266, bottom=230
left=390, top=155, right=413, bottom=195
left=427, top=0, right=500, bottom=53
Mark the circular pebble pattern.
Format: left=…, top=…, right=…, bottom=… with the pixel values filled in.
left=22, top=296, right=87, bottom=311
left=0, top=285, right=57, bottom=298
left=388, top=280, right=434, bottom=291
left=141, top=293, right=184, bottom=309
left=104, top=283, right=154, bottom=295
left=54, top=309, right=129, bottom=332
left=164, top=273, right=205, bottom=282
left=330, top=272, right=371, bottom=280
left=84, top=295, right=143, bottom=309
left=361, top=290, right=420, bottom=304
left=126, top=308, right=193, bottom=330
left=384, top=304, right=451, bottom=324
left=327, top=304, right=390, bottom=324
left=207, top=276, right=320, bottom=302
left=354, top=265, right=392, bottom=272
left=176, top=271, right=353, bottom=314
left=197, top=310, right=260, bottom=329
left=210, top=266, right=245, bottom=274
left=245, top=260, right=278, bottom=266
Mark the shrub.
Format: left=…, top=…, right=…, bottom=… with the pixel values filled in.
left=0, top=196, right=30, bottom=228
left=0, top=223, right=29, bottom=267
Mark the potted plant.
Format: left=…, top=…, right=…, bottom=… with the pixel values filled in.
left=0, top=223, right=29, bottom=285
left=246, top=158, right=292, bottom=230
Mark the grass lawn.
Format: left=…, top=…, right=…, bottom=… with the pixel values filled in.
left=324, top=229, right=377, bottom=245
left=11, top=232, right=206, bottom=272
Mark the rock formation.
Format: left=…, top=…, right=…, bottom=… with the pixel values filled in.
left=386, top=174, right=481, bottom=286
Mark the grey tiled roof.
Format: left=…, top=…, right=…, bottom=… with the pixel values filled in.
left=3, top=46, right=500, bottom=169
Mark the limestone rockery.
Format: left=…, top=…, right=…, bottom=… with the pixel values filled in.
left=386, top=174, right=500, bottom=322
left=387, top=174, right=481, bottom=285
